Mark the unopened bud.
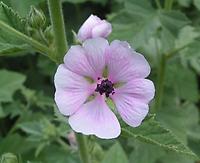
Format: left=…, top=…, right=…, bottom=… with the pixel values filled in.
left=44, top=26, right=54, bottom=44
left=28, top=6, right=46, bottom=29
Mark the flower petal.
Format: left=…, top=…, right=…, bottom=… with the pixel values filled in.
left=83, top=38, right=109, bottom=79
left=92, top=20, right=112, bottom=38
left=112, top=93, right=149, bottom=127
left=54, top=64, right=93, bottom=115
left=115, top=79, right=155, bottom=104
left=106, top=40, right=150, bottom=83
left=69, top=96, right=121, bottom=139
left=55, top=89, right=89, bottom=116
left=64, top=45, right=96, bottom=79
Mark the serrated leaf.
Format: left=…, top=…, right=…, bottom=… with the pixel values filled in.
left=121, top=116, right=197, bottom=159
left=0, top=2, right=31, bottom=55
left=0, top=70, right=26, bottom=102
left=102, top=142, right=128, bottom=163
left=0, top=2, right=25, bottom=31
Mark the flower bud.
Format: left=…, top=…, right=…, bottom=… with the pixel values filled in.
left=28, top=6, right=46, bottom=29
left=77, top=14, right=112, bottom=42
left=44, top=26, right=54, bottom=44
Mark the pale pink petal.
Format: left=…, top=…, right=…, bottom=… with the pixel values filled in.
left=69, top=96, right=121, bottom=139
left=112, top=93, right=149, bottom=127
left=54, top=65, right=93, bottom=115
left=77, top=15, right=100, bottom=42
left=83, top=38, right=109, bottom=79
left=55, top=89, right=89, bottom=116
left=92, top=20, right=112, bottom=38
left=105, top=40, right=150, bottom=83
left=64, top=45, right=96, bottom=79
left=115, top=79, right=155, bottom=104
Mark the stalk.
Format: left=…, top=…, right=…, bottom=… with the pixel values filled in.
left=76, top=133, right=91, bottom=163
left=48, top=0, right=68, bottom=63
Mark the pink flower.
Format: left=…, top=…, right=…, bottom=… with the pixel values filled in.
left=77, top=14, right=112, bottom=42
left=54, top=38, right=155, bottom=139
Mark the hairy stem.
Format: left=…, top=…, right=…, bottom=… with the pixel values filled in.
left=48, top=0, right=68, bottom=63
left=0, top=20, right=52, bottom=57
left=76, top=133, right=91, bottom=163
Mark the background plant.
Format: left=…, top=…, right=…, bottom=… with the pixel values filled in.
left=0, top=0, right=200, bottom=163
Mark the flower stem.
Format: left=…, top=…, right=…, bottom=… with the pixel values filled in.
left=76, top=133, right=91, bottom=163
left=154, top=55, right=166, bottom=112
left=0, top=20, right=52, bottom=57
left=47, top=0, right=68, bottom=63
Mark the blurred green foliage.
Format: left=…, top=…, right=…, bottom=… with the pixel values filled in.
left=0, top=0, right=200, bottom=163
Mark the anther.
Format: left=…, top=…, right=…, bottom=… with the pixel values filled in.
left=95, top=79, right=115, bottom=97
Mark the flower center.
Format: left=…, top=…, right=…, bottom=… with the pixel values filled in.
left=95, top=79, right=115, bottom=97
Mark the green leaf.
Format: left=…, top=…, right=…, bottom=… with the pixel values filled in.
left=180, top=40, right=200, bottom=74
left=165, top=63, right=199, bottom=102
left=177, top=0, right=192, bottom=7
left=175, top=26, right=200, bottom=49
left=194, top=0, right=200, bottom=10
left=0, top=104, right=6, bottom=118
left=17, top=118, right=57, bottom=142
left=129, top=141, right=165, bottom=163
left=36, top=145, right=79, bottom=163
left=0, top=2, right=25, bottom=31
left=0, top=70, right=26, bottom=102
left=159, top=10, right=190, bottom=35
left=160, top=153, right=194, bottom=163
left=109, top=0, right=189, bottom=50
left=10, top=0, right=44, bottom=17
left=121, top=116, right=197, bottom=158
left=102, top=142, right=128, bottom=163
left=18, top=121, right=43, bottom=137
left=0, top=2, right=31, bottom=55
left=0, top=134, right=35, bottom=154
left=130, top=140, right=195, bottom=163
